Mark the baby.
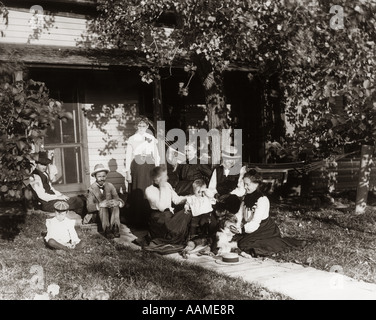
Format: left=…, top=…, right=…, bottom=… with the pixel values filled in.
left=44, top=201, right=83, bottom=251
left=184, top=179, right=216, bottom=239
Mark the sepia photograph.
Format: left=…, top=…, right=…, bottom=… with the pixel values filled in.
left=0, top=0, right=375, bottom=306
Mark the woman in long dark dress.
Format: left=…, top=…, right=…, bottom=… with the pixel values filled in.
left=125, top=116, right=160, bottom=227
left=144, top=166, right=190, bottom=248
left=174, top=142, right=213, bottom=196
left=232, top=169, right=307, bottom=256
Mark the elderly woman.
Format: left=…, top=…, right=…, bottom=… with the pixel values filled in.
left=125, top=116, right=160, bottom=227
left=144, top=166, right=190, bottom=245
left=232, top=169, right=306, bottom=256
left=174, top=142, right=213, bottom=196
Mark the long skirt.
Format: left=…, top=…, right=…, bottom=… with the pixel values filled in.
left=148, top=208, right=192, bottom=245
left=233, top=217, right=306, bottom=256
left=128, top=155, right=155, bottom=227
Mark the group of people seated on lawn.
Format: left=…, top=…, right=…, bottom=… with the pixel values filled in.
left=31, top=116, right=306, bottom=256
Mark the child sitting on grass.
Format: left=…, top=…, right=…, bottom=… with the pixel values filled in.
left=44, top=201, right=84, bottom=251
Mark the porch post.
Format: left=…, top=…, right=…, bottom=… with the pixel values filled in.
left=355, top=144, right=374, bottom=215
left=153, top=74, right=165, bottom=166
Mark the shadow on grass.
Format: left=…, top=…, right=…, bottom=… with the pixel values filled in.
left=82, top=245, right=285, bottom=300
left=0, top=202, right=26, bottom=241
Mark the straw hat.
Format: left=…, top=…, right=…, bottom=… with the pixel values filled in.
left=222, top=145, right=241, bottom=159
left=54, top=201, right=69, bottom=212
left=91, top=163, right=110, bottom=177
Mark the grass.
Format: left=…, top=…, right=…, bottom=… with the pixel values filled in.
left=270, top=200, right=376, bottom=284
left=0, top=210, right=289, bottom=300
left=1, top=197, right=376, bottom=300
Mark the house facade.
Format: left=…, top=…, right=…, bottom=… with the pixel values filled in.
left=0, top=0, right=281, bottom=196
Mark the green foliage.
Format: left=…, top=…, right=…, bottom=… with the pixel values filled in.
left=85, top=0, right=376, bottom=159
left=0, top=1, right=9, bottom=38
left=0, top=75, right=69, bottom=201
left=279, top=0, right=376, bottom=157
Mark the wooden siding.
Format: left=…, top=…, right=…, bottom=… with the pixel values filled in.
left=309, top=157, right=376, bottom=193
left=0, top=9, right=88, bottom=47
left=83, top=103, right=139, bottom=193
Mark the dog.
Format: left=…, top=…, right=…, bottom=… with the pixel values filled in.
left=215, top=216, right=239, bottom=256
left=213, top=213, right=252, bottom=259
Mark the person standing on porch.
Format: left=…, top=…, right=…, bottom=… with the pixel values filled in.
left=125, top=116, right=160, bottom=228
left=87, top=164, right=125, bottom=239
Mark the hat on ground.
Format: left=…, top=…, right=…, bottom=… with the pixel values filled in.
left=214, top=254, right=253, bottom=266
left=36, top=151, right=52, bottom=165
left=91, top=163, right=110, bottom=177
left=54, top=201, right=69, bottom=212
left=222, top=145, right=241, bottom=160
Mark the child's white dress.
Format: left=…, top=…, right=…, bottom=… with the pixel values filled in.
left=185, top=195, right=214, bottom=217
left=45, top=217, right=80, bottom=246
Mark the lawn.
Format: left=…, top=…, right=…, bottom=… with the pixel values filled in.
left=271, top=199, right=376, bottom=284
left=1, top=197, right=375, bottom=301
left=0, top=209, right=288, bottom=300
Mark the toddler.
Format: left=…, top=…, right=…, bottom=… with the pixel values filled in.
left=184, top=179, right=216, bottom=238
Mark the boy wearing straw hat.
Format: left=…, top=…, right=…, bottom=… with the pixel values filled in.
left=87, top=164, right=125, bottom=239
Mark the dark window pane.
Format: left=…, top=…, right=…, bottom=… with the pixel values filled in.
left=61, top=103, right=76, bottom=143
left=45, top=120, right=61, bottom=144
left=64, top=147, right=80, bottom=184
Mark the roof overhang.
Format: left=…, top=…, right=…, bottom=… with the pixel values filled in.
left=0, top=43, right=258, bottom=72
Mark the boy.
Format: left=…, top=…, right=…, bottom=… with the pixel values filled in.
left=184, top=179, right=216, bottom=239
left=44, top=201, right=83, bottom=251
left=87, top=163, right=125, bottom=239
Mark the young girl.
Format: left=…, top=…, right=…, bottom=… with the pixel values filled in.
left=44, top=201, right=83, bottom=251
left=233, top=169, right=306, bottom=256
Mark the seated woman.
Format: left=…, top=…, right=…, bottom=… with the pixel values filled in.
left=144, top=166, right=190, bottom=246
left=174, top=142, right=213, bottom=196
left=232, top=169, right=307, bottom=257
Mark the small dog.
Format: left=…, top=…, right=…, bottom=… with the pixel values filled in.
left=215, top=215, right=239, bottom=256
left=214, top=214, right=252, bottom=259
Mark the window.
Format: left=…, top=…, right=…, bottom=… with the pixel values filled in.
left=44, top=103, right=88, bottom=193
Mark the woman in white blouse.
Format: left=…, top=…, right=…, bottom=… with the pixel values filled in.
left=125, top=116, right=160, bottom=227
left=144, top=166, right=190, bottom=245
left=232, top=169, right=306, bottom=256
